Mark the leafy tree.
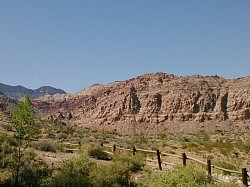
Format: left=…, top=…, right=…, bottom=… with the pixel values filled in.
left=11, top=96, right=36, bottom=186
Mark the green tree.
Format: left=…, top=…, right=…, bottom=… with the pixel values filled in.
left=11, top=96, right=35, bottom=186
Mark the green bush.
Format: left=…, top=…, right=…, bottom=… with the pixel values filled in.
left=0, top=170, right=12, bottom=186
left=43, top=152, right=139, bottom=187
left=1, top=123, right=14, bottom=131
left=139, top=165, right=239, bottom=187
left=90, top=161, right=136, bottom=187
left=0, top=149, right=50, bottom=186
left=56, top=132, right=67, bottom=140
left=19, top=149, right=50, bottom=186
left=114, top=153, right=145, bottom=172
left=32, top=140, right=57, bottom=152
left=0, top=131, right=16, bottom=146
left=42, top=154, right=96, bottom=187
left=0, top=133, right=16, bottom=169
left=236, top=139, right=250, bottom=153
left=87, top=145, right=111, bottom=160
left=148, top=165, right=207, bottom=187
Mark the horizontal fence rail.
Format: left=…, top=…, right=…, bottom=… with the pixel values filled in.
left=187, top=155, right=207, bottom=165
left=136, top=148, right=156, bottom=154
left=161, top=152, right=182, bottom=159
left=212, top=165, right=242, bottom=175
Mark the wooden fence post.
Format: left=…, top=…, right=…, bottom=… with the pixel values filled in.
left=242, top=168, right=248, bottom=187
left=133, top=146, right=136, bottom=156
left=50, top=163, right=54, bottom=177
left=2, top=157, right=4, bottom=168
left=207, top=159, right=212, bottom=175
left=78, top=141, right=82, bottom=150
left=182, top=153, right=187, bottom=166
left=156, top=149, right=162, bottom=170
left=113, top=144, right=116, bottom=152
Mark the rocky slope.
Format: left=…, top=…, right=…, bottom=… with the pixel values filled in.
left=0, top=92, right=17, bottom=112
left=32, top=73, right=250, bottom=133
left=0, top=83, right=66, bottom=100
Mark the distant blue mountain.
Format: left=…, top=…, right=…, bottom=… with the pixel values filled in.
left=0, top=83, right=66, bottom=100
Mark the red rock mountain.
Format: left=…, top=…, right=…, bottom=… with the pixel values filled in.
left=32, top=73, right=250, bottom=133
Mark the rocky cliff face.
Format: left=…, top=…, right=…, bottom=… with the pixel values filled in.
left=32, top=73, right=250, bottom=132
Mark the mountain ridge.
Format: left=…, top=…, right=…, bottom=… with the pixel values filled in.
left=0, top=83, right=66, bottom=100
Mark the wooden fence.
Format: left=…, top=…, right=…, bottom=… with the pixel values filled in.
left=100, top=143, right=249, bottom=187
left=29, top=137, right=249, bottom=186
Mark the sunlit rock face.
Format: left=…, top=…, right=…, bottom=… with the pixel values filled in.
left=32, top=73, right=250, bottom=132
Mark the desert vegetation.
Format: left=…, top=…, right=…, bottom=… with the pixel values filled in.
left=0, top=98, right=249, bottom=186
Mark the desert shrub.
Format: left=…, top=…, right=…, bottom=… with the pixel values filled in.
left=180, top=134, right=191, bottom=142
left=220, top=148, right=231, bottom=156
left=243, top=143, right=250, bottom=153
left=0, top=140, right=14, bottom=155
left=127, top=136, right=149, bottom=149
left=62, top=126, right=74, bottom=135
left=87, top=145, right=111, bottom=160
left=0, top=131, right=8, bottom=142
left=0, top=149, right=50, bottom=186
left=18, top=149, right=50, bottom=186
left=90, top=128, right=98, bottom=133
left=0, top=131, right=16, bottom=146
left=47, top=131, right=56, bottom=138
left=196, top=137, right=234, bottom=155
left=201, top=142, right=214, bottom=152
left=0, top=141, right=15, bottom=168
left=140, top=165, right=239, bottom=187
left=114, top=153, right=145, bottom=172
left=43, top=154, right=96, bottom=187
left=199, top=131, right=211, bottom=141
left=90, top=161, right=136, bottom=187
left=0, top=133, right=16, bottom=169
left=56, top=132, right=68, bottom=140
left=138, top=136, right=149, bottom=145
left=148, top=165, right=208, bottom=187
left=213, top=141, right=233, bottom=156
left=32, top=140, right=57, bottom=152
left=1, top=154, right=15, bottom=169
left=0, top=170, right=12, bottom=186
left=237, top=139, right=250, bottom=153
left=158, top=132, right=167, bottom=140
left=207, top=154, right=214, bottom=160
left=43, top=151, right=140, bottom=187
left=80, top=137, right=91, bottom=144
left=99, top=138, right=110, bottom=144
left=1, top=123, right=14, bottom=131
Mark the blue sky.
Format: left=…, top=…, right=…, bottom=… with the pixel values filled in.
left=0, top=0, right=249, bottom=93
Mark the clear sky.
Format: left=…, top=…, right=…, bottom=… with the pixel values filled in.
left=0, top=0, right=249, bottom=93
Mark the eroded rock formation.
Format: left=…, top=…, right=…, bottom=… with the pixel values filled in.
left=32, top=73, right=250, bottom=132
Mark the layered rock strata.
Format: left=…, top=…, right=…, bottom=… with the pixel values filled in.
left=32, top=73, right=250, bottom=132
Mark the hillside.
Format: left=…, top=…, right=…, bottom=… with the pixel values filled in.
left=0, top=92, right=17, bottom=111
left=32, top=73, right=250, bottom=133
left=0, top=83, right=66, bottom=100
left=1, top=77, right=250, bottom=186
